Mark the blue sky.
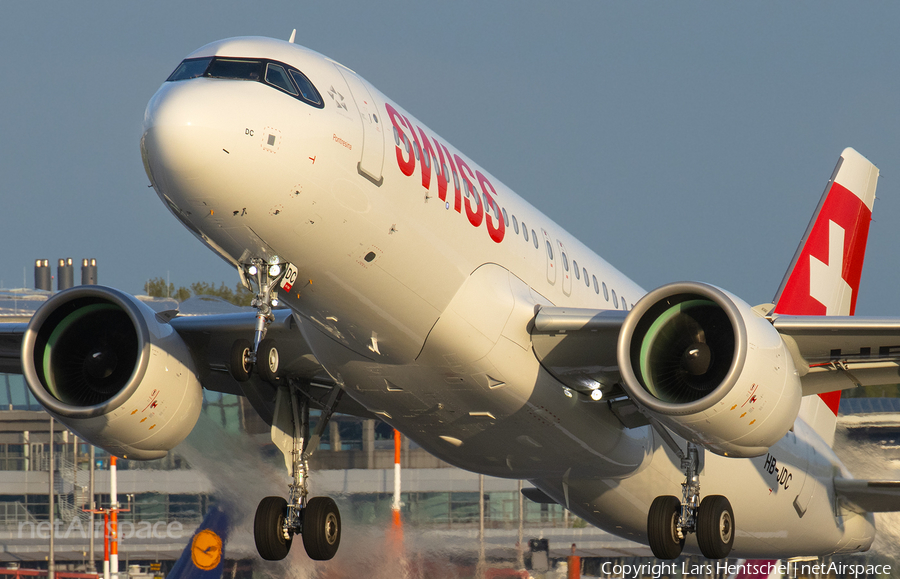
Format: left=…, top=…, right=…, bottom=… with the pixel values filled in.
left=1, top=3, right=898, bottom=315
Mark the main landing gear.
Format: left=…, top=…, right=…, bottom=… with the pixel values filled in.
left=647, top=434, right=734, bottom=560
left=227, top=257, right=341, bottom=561
left=255, top=383, right=345, bottom=561
left=230, top=258, right=285, bottom=384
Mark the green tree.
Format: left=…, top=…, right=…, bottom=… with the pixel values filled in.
left=144, top=277, right=174, bottom=298
left=145, top=277, right=190, bottom=302
left=145, top=277, right=252, bottom=306
left=190, top=281, right=253, bottom=306
left=173, top=286, right=191, bottom=302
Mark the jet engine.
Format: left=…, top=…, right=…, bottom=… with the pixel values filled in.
left=21, top=286, right=202, bottom=459
left=617, top=282, right=801, bottom=458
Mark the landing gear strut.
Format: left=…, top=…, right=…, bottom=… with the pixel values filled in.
left=230, top=258, right=285, bottom=384
left=254, top=383, right=344, bottom=561
left=647, top=426, right=734, bottom=560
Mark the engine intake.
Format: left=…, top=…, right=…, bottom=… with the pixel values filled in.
left=22, top=286, right=202, bottom=459
left=617, top=282, right=801, bottom=457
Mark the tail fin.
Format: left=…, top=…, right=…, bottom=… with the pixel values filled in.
left=168, top=506, right=229, bottom=579
left=773, top=148, right=879, bottom=442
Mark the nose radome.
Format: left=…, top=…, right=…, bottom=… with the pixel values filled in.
left=142, top=80, right=232, bottom=184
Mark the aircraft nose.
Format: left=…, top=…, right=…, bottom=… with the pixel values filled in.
left=141, top=80, right=230, bottom=192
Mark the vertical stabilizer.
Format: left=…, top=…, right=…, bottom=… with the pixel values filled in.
left=168, top=506, right=229, bottom=579
left=773, top=148, right=878, bottom=443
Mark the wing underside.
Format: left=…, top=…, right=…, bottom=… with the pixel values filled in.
left=531, top=307, right=900, bottom=401
left=834, top=479, right=900, bottom=513
left=0, top=308, right=373, bottom=422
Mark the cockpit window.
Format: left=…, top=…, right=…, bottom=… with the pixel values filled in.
left=166, top=56, right=324, bottom=109
left=206, top=58, right=264, bottom=81
left=167, top=57, right=212, bottom=81
left=289, top=69, right=323, bottom=107
left=265, top=63, right=298, bottom=96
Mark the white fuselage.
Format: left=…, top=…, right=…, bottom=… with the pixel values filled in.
left=140, top=37, right=874, bottom=557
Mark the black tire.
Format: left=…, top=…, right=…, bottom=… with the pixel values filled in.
left=697, top=495, right=734, bottom=559
left=257, top=338, right=280, bottom=382
left=254, top=496, right=292, bottom=561
left=229, top=339, right=252, bottom=382
left=302, top=496, right=341, bottom=561
left=647, top=495, right=684, bottom=560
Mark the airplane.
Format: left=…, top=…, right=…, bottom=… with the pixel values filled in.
left=168, top=506, right=229, bottom=579
left=2, top=33, right=900, bottom=561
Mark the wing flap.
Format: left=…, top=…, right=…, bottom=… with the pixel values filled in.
left=834, top=479, right=900, bottom=513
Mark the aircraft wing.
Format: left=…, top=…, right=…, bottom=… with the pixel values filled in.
left=530, top=306, right=628, bottom=394
left=0, top=323, right=27, bottom=373
left=834, top=479, right=900, bottom=513
left=531, top=306, right=900, bottom=402
left=0, top=303, right=373, bottom=423
left=772, top=315, right=900, bottom=395
left=169, top=310, right=374, bottom=421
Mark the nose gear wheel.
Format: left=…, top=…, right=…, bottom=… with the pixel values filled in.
left=229, top=258, right=287, bottom=384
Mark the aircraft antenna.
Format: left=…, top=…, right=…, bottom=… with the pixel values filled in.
left=288, top=29, right=296, bottom=44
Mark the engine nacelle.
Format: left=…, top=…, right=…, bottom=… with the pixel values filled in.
left=21, top=286, right=203, bottom=460
left=617, top=282, right=801, bottom=458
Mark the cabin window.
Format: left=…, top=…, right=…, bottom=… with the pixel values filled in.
left=602, top=282, right=609, bottom=301
left=583, top=267, right=589, bottom=286
left=512, top=215, right=519, bottom=234
left=485, top=194, right=499, bottom=221
left=532, top=230, right=538, bottom=249
left=546, top=241, right=554, bottom=260
left=502, top=208, right=509, bottom=227
left=621, top=298, right=627, bottom=311
left=522, top=223, right=529, bottom=241
left=612, top=290, right=619, bottom=309
left=593, top=275, right=599, bottom=294
left=573, top=261, right=580, bottom=279
left=561, top=251, right=569, bottom=271
left=393, top=127, right=401, bottom=146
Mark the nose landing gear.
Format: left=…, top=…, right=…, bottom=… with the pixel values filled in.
left=230, top=258, right=287, bottom=384
left=647, top=428, right=734, bottom=560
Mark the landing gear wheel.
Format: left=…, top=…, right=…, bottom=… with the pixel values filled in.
left=229, top=339, right=253, bottom=382
left=257, top=338, right=280, bottom=382
left=697, top=495, right=734, bottom=559
left=254, top=496, right=292, bottom=561
left=302, top=497, right=341, bottom=560
left=648, top=495, right=684, bottom=560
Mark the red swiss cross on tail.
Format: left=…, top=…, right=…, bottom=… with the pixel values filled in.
left=773, top=148, right=879, bottom=418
